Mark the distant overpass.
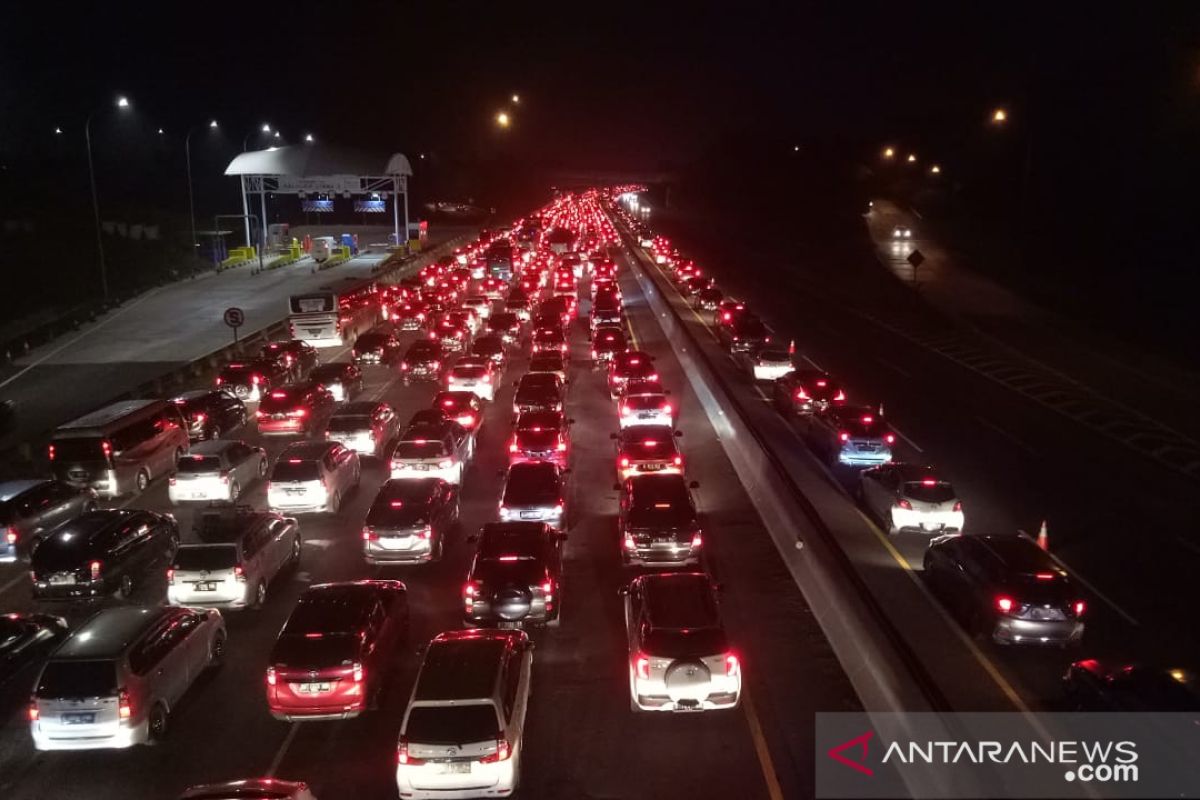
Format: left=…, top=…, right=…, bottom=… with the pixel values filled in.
left=549, top=169, right=676, bottom=189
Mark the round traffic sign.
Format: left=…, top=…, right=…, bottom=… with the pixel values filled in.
left=223, top=307, right=245, bottom=328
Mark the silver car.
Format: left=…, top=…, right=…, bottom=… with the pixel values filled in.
left=168, top=440, right=268, bottom=505
left=168, top=509, right=301, bottom=609
left=267, top=441, right=361, bottom=514
left=179, top=780, right=316, bottom=800
left=30, top=605, right=225, bottom=750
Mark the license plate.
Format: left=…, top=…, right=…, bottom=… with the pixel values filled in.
left=285, top=488, right=305, bottom=495
left=653, top=537, right=675, bottom=544
left=638, top=412, right=653, bottom=419
left=442, top=762, right=472, bottom=775
left=190, top=491, right=208, bottom=499
left=641, top=464, right=664, bottom=471
left=413, top=464, right=430, bottom=471
left=49, top=574, right=76, bottom=586
left=458, top=381, right=476, bottom=388
left=306, top=329, right=323, bottom=336
left=295, top=682, right=332, bottom=694
left=61, top=712, right=95, bottom=725
left=520, top=510, right=540, bottom=520
left=380, top=537, right=411, bottom=550
left=193, top=582, right=218, bottom=591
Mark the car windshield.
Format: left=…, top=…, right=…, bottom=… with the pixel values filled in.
left=271, top=461, right=320, bottom=482
left=36, top=660, right=118, bottom=698
left=405, top=704, right=499, bottom=745
left=394, top=441, right=449, bottom=459
left=757, top=349, right=790, bottom=363
left=177, top=455, right=222, bottom=474
left=174, top=544, right=238, bottom=572
left=328, top=415, right=372, bottom=433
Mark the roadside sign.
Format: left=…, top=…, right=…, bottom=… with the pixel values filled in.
left=906, top=250, right=925, bottom=268
left=223, top=307, right=245, bottom=344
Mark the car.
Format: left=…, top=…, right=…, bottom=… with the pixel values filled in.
left=737, top=346, right=794, bottom=382
left=589, top=307, right=624, bottom=336
left=261, top=339, right=320, bottom=380
left=446, top=308, right=480, bottom=336
left=326, top=401, right=401, bottom=459
left=724, top=315, right=773, bottom=354
left=392, top=300, right=429, bottom=331
left=462, top=295, right=492, bottom=321
left=613, top=426, right=683, bottom=480
left=363, top=479, right=459, bottom=565
left=168, top=440, right=268, bottom=505
left=168, top=508, right=300, bottom=609
left=471, top=333, right=509, bottom=372
left=680, top=275, right=712, bottom=297
left=509, top=411, right=571, bottom=468
left=178, top=779, right=318, bottom=800
left=479, top=277, right=507, bottom=300
left=512, top=373, right=565, bottom=419
left=400, top=340, right=445, bottom=384
left=499, top=462, right=568, bottom=531
left=309, top=362, right=364, bottom=403
left=695, top=287, right=723, bottom=311
left=353, top=330, right=404, bottom=366
left=618, top=388, right=674, bottom=429
left=29, top=605, right=225, bottom=750
left=395, top=630, right=532, bottom=799
left=771, top=369, right=846, bottom=415
left=530, top=326, right=568, bottom=356
left=537, top=295, right=575, bottom=326
left=31, top=510, right=179, bottom=600
left=169, top=389, right=248, bottom=441
left=591, top=325, right=627, bottom=363
left=618, top=474, right=702, bottom=567
left=462, top=524, right=562, bottom=623
left=215, top=359, right=290, bottom=402
left=804, top=405, right=895, bottom=466
left=922, top=533, right=1086, bottom=646
left=432, top=319, right=471, bottom=354
left=0, top=479, right=96, bottom=562
left=528, top=352, right=568, bottom=384
left=0, top=613, right=69, bottom=688
left=1062, top=661, right=1200, bottom=711
left=390, top=423, right=471, bottom=485
left=621, top=572, right=740, bottom=712
left=446, top=360, right=497, bottom=402
left=432, top=391, right=485, bottom=432
left=266, top=580, right=409, bottom=721
left=714, top=298, right=747, bottom=327
left=504, top=297, right=532, bottom=322
left=858, top=463, right=964, bottom=535
left=267, top=441, right=361, bottom=515
left=487, top=311, right=523, bottom=345
left=254, top=382, right=336, bottom=436
left=892, top=225, right=913, bottom=239
left=607, top=350, right=657, bottom=398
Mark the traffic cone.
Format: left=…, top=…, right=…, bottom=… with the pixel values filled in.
left=878, top=402, right=885, bottom=417
left=788, top=339, right=796, bottom=355
left=1036, top=520, right=1049, bottom=550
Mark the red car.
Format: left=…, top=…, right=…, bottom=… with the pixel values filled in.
left=509, top=411, right=571, bottom=467
left=255, top=382, right=335, bottom=435
left=266, top=580, right=408, bottom=721
left=592, top=325, right=627, bottom=362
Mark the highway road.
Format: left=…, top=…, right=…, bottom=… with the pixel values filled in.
left=649, top=201, right=1200, bottom=707
left=0, top=217, right=858, bottom=799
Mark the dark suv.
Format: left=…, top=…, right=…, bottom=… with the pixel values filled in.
left=463, top=522, right=565, bottom=628
left=215, top=359, right=290, bottom=402
left=618, top=474, right=702, bottom=567
left=363, top=479, right=459, bottom=565
left=169, top=390, right=248, bottom=441
left=400, top=340, right=444, bottom=384
left=31, top=510, right=180, bottom=600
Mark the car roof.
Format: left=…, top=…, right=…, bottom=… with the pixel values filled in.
left=57, top=399, right=162, bottom=431
left=278, top=441, right=339, bottom=460
left=893, top=463, right=940, bottom=482
left=974, top=534, right=1056, bottom=572
left=640, top=572, right=719, bottom=630
left=312, top=362, right=353, bottom=374
left=171, top=389, right=221, bottom=402
left=48, top=509, right=138, bottom=542
left=53, top=606, right=172, bottom=659
left=415, top=631, right=517, bottom=701
left=0, top=479, right=49, bottom=501
left=402, top=422, right=451, bottom=441
left=180, top=779, right=308, bottom=799
left=478, top=522, right=549, bottom=557
left=187, top=440, right=241, bottom=456
left=620, top=426, right=675, bottom=444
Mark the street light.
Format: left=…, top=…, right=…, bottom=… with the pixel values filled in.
left=511, top=94, right=521, bottom=104
left=930, top=164, right=942, bottom=175
left=85, top=94, right=132, bottom=302
left=54, top=127, right=62, bottom=135
left=186, top=119, right=219, bottom=256
left=496, top=111, right=511, bottom=128
left=304, top=133, right=315, bottom=143
left=906, top=153, right=917, bottom=163
left=882, top=146, right=895, bottom=159
left=243, top=124, right=272, bottom=152
left=992, top=108, right=1008, bottom=124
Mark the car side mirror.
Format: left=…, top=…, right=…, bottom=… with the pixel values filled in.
left=618, top=586, right=629, bottom=597
left=689, top=480, right=700, bottom=489
left=612, top=482, right=621, bottom=491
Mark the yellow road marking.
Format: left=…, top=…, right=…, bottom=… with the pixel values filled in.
left=742, top=685, right=787, bottom=800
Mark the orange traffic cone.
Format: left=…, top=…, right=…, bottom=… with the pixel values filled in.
left=1036, top=520, right=1049, bottom=550
left=788, top=339, right=796, bottom=355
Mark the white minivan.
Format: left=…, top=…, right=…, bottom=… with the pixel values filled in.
left=311, top=236, right=337, bottom=263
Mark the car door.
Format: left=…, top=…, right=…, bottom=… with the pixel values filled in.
left=222, top=394, right=246, bottom=431
left=159, top=612, right=205, bottom=700
left=265, top=518, right=292, bottom=577
left=145, top=614, right=192, bottom=705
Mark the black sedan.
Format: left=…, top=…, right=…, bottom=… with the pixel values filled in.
left=170, top=389, right=248, bottom=441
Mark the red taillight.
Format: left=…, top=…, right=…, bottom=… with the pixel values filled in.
left=214, top=377, right=223, bottom=386
left=118, top=690, right=132, bottom=720
left=286, top=409, right=308, bottom=418
left=233, top=565, right=246, bottom=581
left=251, top=374, right=262, bottom=385
left=953, top=501, right=963, bottom=512
left=47, top=444, right=55, bottom=461
left=691, top=531, right=703, bottom=548
left=27, top=701, right=39, bottom=722
left=352, top=662, right=364, bottom=683
left=192, top=412, right=207, bottom=425
left=623, top=533, right=636, bottom=550
left=619, top=456, right=630, bottom=468
left=673, top=455, right=683, bottom=467
left=266, top=667, right=277, bottom=686
left=508, top=439, right=519, bottom=453
left=89, top=560, right=102, bottom=582
left=1073, top=600, right=1087, bottom=617
left=166, top=568, right=175, bottom=584
left=398, top=737, right=426, bottom=766
left=635, top=653, right=651, bottom=680
left=101, top=440, right=112, bottom=458
left=5, top=527, right=17, bottom=545
left=884, top=433, right=896, bottom=445
left=362, top=527, right=377, bottom=541
left=794, top=388, right=809, bottom=401
left=995, top=596, right=1015, bottom=614
left=833, top=389, right=846, bottom=402
left=896, top=499, right=913, bottom=510
left=838, top=432, right=850, bottom=442
left=480, top=737, right=512, bottom=763
left=556, top=439, right=568, bottom=452
left=621, top=405, right=632, bottom=416
left=725, top=653, right=740, bottom=677
left=662, top=404, right=673, bottom=415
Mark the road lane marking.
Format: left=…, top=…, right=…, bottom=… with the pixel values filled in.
left=874, top=356, right=912, bottom=378
left=741, top=685, right=786, bottom=800
left=0, top=570, right=29, bottom=598
left=974, top=415, right=1039, bottom=457
left=1021, top=535, right=1141, bottom=628
left=887, top=423, right=924, bottom=454
left=801, top=354, right=823, bottom=371
left=266, top=722, right=301, bottom=777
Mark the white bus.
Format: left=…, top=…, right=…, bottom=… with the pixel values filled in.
left=288, top=286, right=378, bottom=348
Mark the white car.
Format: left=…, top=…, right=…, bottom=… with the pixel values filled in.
left=446, top=362, right=496, bottom=402
left=168, top=440, right=267, bottom=505
left=739, top=347, right=794, bottom=382
left=858, top=463, right=964, bottom=535
left=463, top=295, right=492, bottom=321
left=622, top=572, right=741, bottom=712
left=390, top=424, right=470, bottom=485
left=619, top=392, right=674, bottom=429
left=266, top=441, right=361, bottom=514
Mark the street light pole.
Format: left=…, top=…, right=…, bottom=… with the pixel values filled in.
left=185, top=120, right=219, bottom=258
left=84, top=101, right=128, bottom=303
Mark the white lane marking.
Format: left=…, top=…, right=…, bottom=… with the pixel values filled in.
left=874, top=356, right=912, bottom=378
left=801, top=354, right=824, bottom=371
left=753, top=386, right=770, bottom=403
left=974, top=415, right=1039, bottom=457
left=266, top=722, right=301, bottom=777
left=0, top=290, right=161, bottom=389
left=888, top=424, right=923, bottom=453
left=0, top=570, right=29, bottom=598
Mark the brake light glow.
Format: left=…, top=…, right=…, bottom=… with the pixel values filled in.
left=480, top=737, right=512, bottom=763
left=995, top=596, right=1015, bottom=614
left=271, top=391, right=287, bottom=399
left=635, top=653, right=651, bottom=680
left=118, top=690, right=132, bottom=720
left=27, top=702, right=39, bottom=722
left=725, top=653, right=741, bottom=677
left=673, top=455, right=684, bottom=467
left=833, top=389, right=846, bottom=401
left=953, top=501, right=963, bottom=512
left=896, top=499, right=913, bottom=510
left=397, top=738, right=425, bottom=766
left=266, top=667, right=277, bottom=686
left=47, top=444, right=55, bottom=461
left=691, top=531, right=703, bottom=548
left=166, top=568, right=175, bottom=584
left=921, top=477, right=937, bottom=487
left=1073, top=600, right=1086, bottom=616
left=839, top=432, right=850, bottom=442
left=89, top=560, right=102, bottom=582
left=619, top=456, right=630, bottom=468
left=884, top=433, right=896, bottom=444
left=1035, top=572, right=1056, bottom=581
left=352, top=662, right=364, bottom=683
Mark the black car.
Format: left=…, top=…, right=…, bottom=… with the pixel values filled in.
left=353, top=331, right=403, bottom=366
left=0, top=613, right=68, bottom=687
left=216, top=358, right=291, bottom=401
left=512, top=373, right=564, bottom=420
left=0, top=479, right=97, bottom=561
left=923, top=533, right=1086, bottom=647
left=400, top=340, right=444, bottom=384
left=169, top=389, right=248, bottom=441
left=486, top=312, right=523, bottom=345
left=362, top=478, right=459, bottom=565
left=695, top=287, right=723, bottom=311
left=463, top=522, right=564, bottom=628
left=471, top=334, right=508, bottom=371
left=1063, top=661, right=1200, bottom=711
left=407, top=408, right=451, bottom=428
left=31, top=510, right=180, bottom=600
left=618, top=473, right=703, bottom=568
left=725, top=316, right=773, bottom=354
left=772, top=369, right=847, bottom=416
left=310, top=362, right=364, bottom=402
left=261, top=340, right=320, bottom=380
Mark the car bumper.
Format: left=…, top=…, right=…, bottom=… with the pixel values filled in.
left=32, top=579, right=108, bottom=599
left=618, top=463, right=680, bottom=481
left=391, top=466, right=460, bottom=485
left=891, top=510, right=965, bottom=534
left=632, top=689, right=740, bottom=712
left=168, top=586, right=248, bottom=608
left=837, top=448, right=892, bottom=466
left=753, top=365, right=794, bottom=381
left=32, top=718, right=147, bottom=750
left=268, top=492, right=331, bottom=513
left=623, top=545, right=700, bottom=567
left=258, top=421, right=311, bottom=436
left=328, top=434, right=377, bottom=456
left=365, top=538, right=435, bottom=564
left=269, top=704, right=365, bottom=722
left=620, top=414, right=673, bottom=429
left=993, top=618, right=1084, bottom=646
left=397, top=760, right=514, bottom=799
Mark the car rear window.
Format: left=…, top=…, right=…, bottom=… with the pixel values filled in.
left=452, top=366, right=487, bottom=379
left=503, top=468, right=559, bottom=506
left=271, top=461, right=320, bottom=482
left=36, top=659, right=118, bottom=698
left=356, top=334, right=388, bottom=349
left=175, top=544, right=238, bottom=572
left=178, top=455, right=222, bottom=474
left=394, top=441, right=449, bottom=459
left=328, top=415, right=372, bottom=433
left=758, top=350, right=789, bottom=362
left=50, top=437, right=109, bottom=463
left=405, top=703, right=500, bottom=745
left=904, top=482, right=956, bottom=503
left=259, top=391, right=302, bottom=412
left=642, top=627, right=729, bottom=659
left=271, top=633, right=359, bottom=669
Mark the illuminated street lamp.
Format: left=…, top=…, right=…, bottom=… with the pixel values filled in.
left=243, top=123, right=272, bottom=152
left=496, top=111, right=511, bottom=128
left=85, top=94, right=133, bottom=301
left=882, top=146, right=895, bottom=159
left=930, top=164, right=941, bottom=175
left=304, top=133, right=315, bottom=143
left=906, top=153, right=917, bottom=163
left=511, top=94, right=521, bottom=104
left=54, top=127, right=62, bottom=135
left=992, top=108, right=1008, bottom=124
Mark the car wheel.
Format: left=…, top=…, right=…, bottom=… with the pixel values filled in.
left=228, top=481, right=241, bottom=504
left=135, top=469, right=150, bottom=493
left=118, top=574, right=134, bottom=599
left=148, top=702, right=169, bottom=741
left=329, top=490, right=341, bottom=514
left=288, top=535, right=302, bottom=567
left=252, top=580, right=267, bottom=610
left=209, top=630, right=227, bottom=667
left=258, top=458, right=268, bottom=478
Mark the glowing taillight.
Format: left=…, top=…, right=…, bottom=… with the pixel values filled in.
left=623, top=533, right=636, bottom=550
left=725, top=653, right=740, bottom=677
left=794, top=388, right=809, bottom=401
left=480, top=737, right=512, bottom=763
left=118, top=690, right=132, bottom=720
left=691, top=531, right=703, bottom=548
left=47, top=444, right=55, bottom=461
left=509, top=439, right=519, bottom=453
left=833, top=389, right=846, bottom=402
left=166, top=568, right=175, bottom=584
left=352, top=662, right=364, bottom=683
left=556, top=440, right=567, bottom=452
left=673, top=455, right=683, bottom=467
left=896, top=499, right=912, bottom=510
left=233, top=565, right=246, bottom=582
left=635, top=653, right=651, bottom=680
left=362, top=527, right=377, bottom=541
left=266, top=667, right=277, bottom=686
left=1073, top=600, right=1086, bottom=616
left=662, top=404, right=673, bottom=415
left=398, top=737, right=425, bottom=766
left=89, top=560, right=102, bottom=582
left=5, top=527, right=18, bottom=545
left=884, top=433, right=896, bottom=444
left=838, top=432, right=850, bottom=442
left=619, top=456, right=630, bottom=468
left=27, top=702, right=39, bottom=722
left=995, top=596, right=1015, bottom=614
left=953, top=501, right=963, bottom=512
